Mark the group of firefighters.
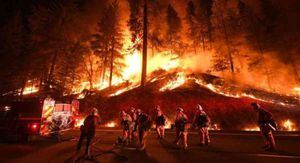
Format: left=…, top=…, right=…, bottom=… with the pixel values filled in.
left=75, top=102, right=276, bottom=159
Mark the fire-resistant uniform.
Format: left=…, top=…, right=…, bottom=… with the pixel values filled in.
left=193, top=105, right=210, bottom=146
left=155, top=108, right=166, bottom=139
left=119, top=111, right=132, bottom=144
left=136, top=110, right=151, bottom=150
left=174, top=108, right=189, bottom=149
left=76, top=109, right=100, bottom=157
left=252, top=103, right=276, bottom=151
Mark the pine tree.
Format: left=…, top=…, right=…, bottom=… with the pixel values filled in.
left=166, top=4, right=183, bottom=55
left=92, top=0, right=123, bottom=88
left=186, top=1, right=199, bottom=54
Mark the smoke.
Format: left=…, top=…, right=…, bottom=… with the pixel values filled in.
left=88, top=0, right=300, bottom=95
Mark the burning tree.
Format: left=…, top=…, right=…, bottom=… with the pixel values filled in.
left=166, top=4, right=184, bottom=56
left=91, top=0, right=124, bottom=88
left=186, top=0, right=213, bottom=53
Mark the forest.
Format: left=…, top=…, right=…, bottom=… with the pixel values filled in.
left=0, top=0, right=299, bottom=98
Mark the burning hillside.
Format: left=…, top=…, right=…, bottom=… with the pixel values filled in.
left=0, top=0, right=299, bottom=131
left=76, top=70, right=299, bottom=131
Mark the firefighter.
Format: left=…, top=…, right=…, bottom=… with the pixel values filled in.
left=119, top=110, right=132, bottom=145
left=251, top=102, right=276, bottom=151
left=192, top=104, right=210, bottom=146
left=155, top=105, right=167, bottom=139
left=129, top=107, right=137, bottom=141
left=76, top=108, right=101, bottom=158
left=135, top=109, right=151, bottom=150
left=174, top=107, right=189, bottom=150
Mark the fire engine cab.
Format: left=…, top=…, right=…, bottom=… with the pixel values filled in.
left=0, top=98, right=79, bottom=142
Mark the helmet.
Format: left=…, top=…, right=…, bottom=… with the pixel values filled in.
left=120, top=110, right=126, bottom=116
left=196, top=104, right=203, bottom=111
left=177, top=107, right=183, bottom=112
left=130, top=107, right=136, bottom=113
left=156, top=105, right=161, bottom=111
left=91, top=108, right=98, bottom=115
left=136, top=109, right=142, bottom=114
left=251, top=102, right=260, bottom=109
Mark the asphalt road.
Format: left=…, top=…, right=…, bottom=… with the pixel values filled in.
left=1, top=130, right=300, bottom=163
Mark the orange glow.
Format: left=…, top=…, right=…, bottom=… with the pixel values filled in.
left=105, top=121, right=117, bottom=128
left=22, top=86, right=39, bottom=95
left=293, top=87, right=300, bottom=95
left=74, top=117, right=85, bottom=128
left=22, top=80, right=39, bottom=95
left=282, top=119, right=296, bottom=131
left=160, top=72, right=185, bottom=91
left=244, top=126, right=260, bottom=131
left=208, top=124, right=221, bottom=130
left=164, top=119, right=172, bottom=129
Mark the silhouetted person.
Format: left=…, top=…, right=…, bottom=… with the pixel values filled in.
left=155, top=105, right=167, bottom=139
left=135, top=109, right=151, bottom=150
left=251, top=102, right=276, bottom=151
left=119, top=110, right=132, bottom=144
left=174, top=107, right=189, bottom=150
left=192, top=104, right=210, bottom=146
left=76, top=108, right=100, bottom=158
left=129, top=107, right=137, bottom=141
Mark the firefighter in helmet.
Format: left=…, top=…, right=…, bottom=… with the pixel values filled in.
left=135, top=109, right=151, bottom=150
left=76, top=108, right=101, bottom=158
left=129, top=107, right=137, bottom=141
left=119, top=110, right=132, bottom=145
left=174, top=107, right=189, bottom=150
left=155, top=105, right=167, bottom=139
left=192, top=104, right=211, bottom=146
left=251, top=102, right=276, bottom=151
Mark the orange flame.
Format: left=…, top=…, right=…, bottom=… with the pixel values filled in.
left=105, top=121, right=116, bottom=128
left=282, top=119, right=297, bottom=131
left=74, top=117, right=85, bottom=128
left=244, top=126, right=260, bottom=131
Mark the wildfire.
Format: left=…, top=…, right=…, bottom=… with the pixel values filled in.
left=22, top=86, right=39, bottom=95
left=109, top=84, right=139, bottom=97
left=293, top=87, right=300, bottom=95
left=282, top=119, right=296, bottom=131
left=105, top=121, right=116, bottom=128
left=164, top=120, right=172, bottom=129
left=244, top=126, right=260, bottom=131
left=209, top=124, right=221, bottom=131
left=74, top=117, right=84, bottom=128
left=160, top=72, right=185, bottom=91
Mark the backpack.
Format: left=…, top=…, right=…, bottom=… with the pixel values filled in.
left=138, top=113, right=152, bottom=130
left=156, top=115, right=166, bottom=126
left=196, top=114, right=209, bottom=127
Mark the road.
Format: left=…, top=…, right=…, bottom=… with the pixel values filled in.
left=1, top=129, right=300, bottom=163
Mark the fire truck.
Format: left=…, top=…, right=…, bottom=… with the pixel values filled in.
left=0, top=98, right=79, bottom=142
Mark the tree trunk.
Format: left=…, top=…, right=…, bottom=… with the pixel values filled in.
left=141, top=0, right=148, bottom=87
left=88, top=54, right=93, bottom=91
left=217, top=8, right=235, bottom=80
left=193, top=40, right=197, bottom=55
left=109, top=42, right=115, bottom=88
left=102, top=57, right=108, bottom=85
left=47, top=50, right=58, bottom=91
